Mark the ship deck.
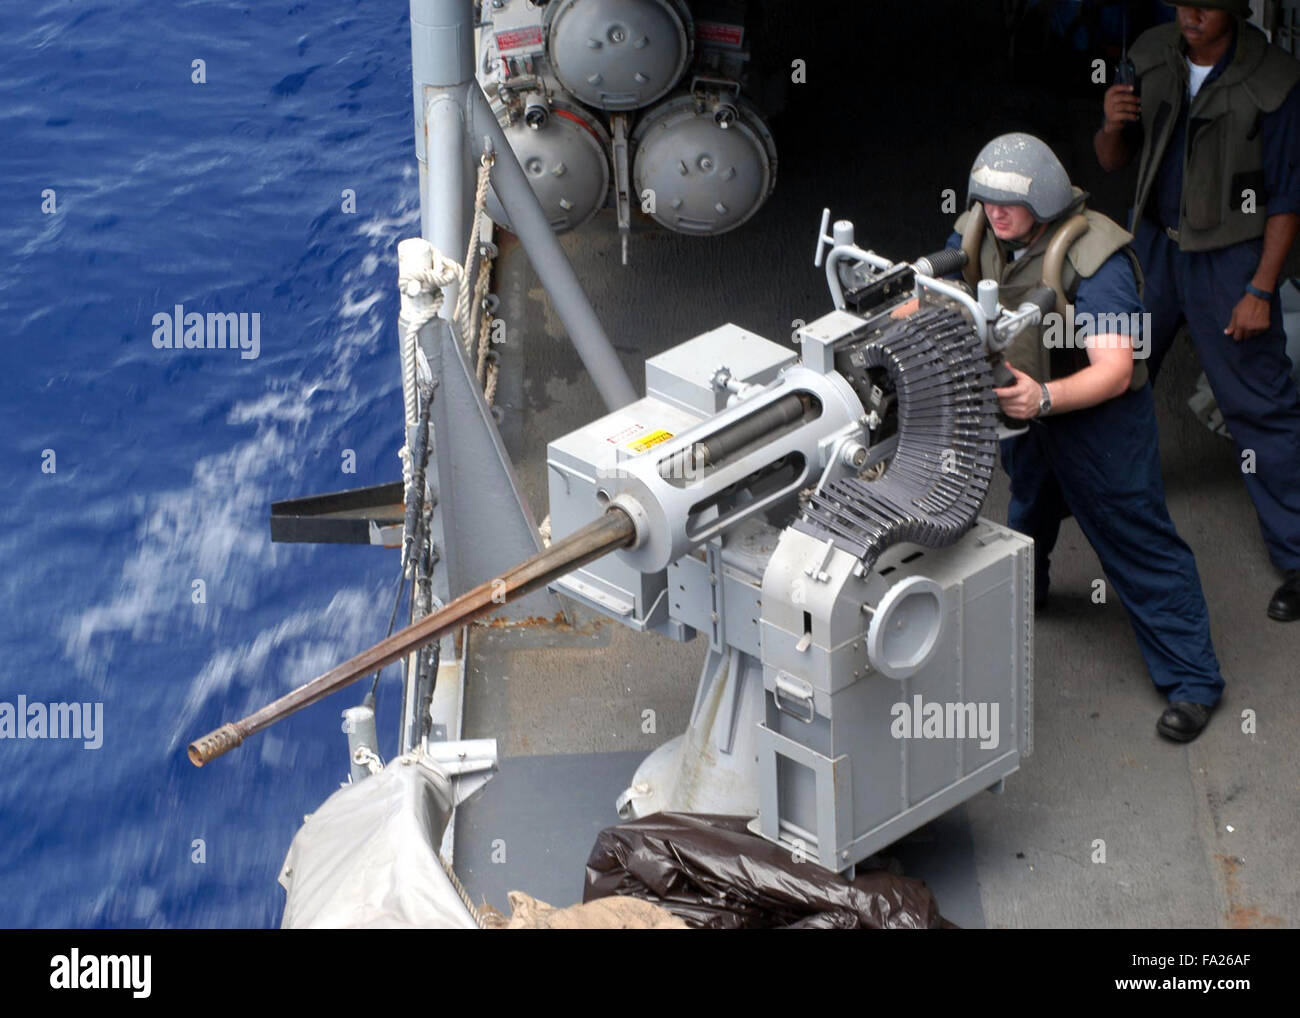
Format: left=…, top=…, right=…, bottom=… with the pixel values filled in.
left=452, top=3, right=1298, bottom=928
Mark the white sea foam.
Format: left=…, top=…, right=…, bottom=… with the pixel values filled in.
left=166, top=588, right=379, bottom=753
left=62, top=208, right=414, bottom=734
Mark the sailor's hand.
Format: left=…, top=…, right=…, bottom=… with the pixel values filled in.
left=1225, top=293, right=1270, bottom=341
left=994, top=365, right=1041, bottom=420
left=1102, top=84, right=1141, bottom=133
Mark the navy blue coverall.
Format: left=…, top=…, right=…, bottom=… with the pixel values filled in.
left=946, top=232, right=1225, bottom=706
left=1130, top=33, right=1300, bottom=574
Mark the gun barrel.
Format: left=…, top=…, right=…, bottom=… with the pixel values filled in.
left=187, top=506, right=637, bottom=767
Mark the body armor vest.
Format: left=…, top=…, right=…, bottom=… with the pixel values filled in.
left=1129, top=21, right=1300, bottom=252
left=956, top=201, right=1148, bottom=391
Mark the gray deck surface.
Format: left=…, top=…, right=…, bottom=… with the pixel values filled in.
left=454, top=2, right=1298, bottom=928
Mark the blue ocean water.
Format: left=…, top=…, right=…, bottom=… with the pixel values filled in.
left=1, top=1, right=420, bottom=927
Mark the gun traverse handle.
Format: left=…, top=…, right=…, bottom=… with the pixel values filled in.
left=990, top=356, right=1029, bottom=432
left=991, top=360, right=1017, bottom=388
left=914, top=247, right=969, bottom=279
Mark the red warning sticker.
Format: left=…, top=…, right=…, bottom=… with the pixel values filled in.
left=696, top=21, right=744, bottom=48
left=602, top=416, right=647, bottom=445
left=496, top=26, right=543, bottom=52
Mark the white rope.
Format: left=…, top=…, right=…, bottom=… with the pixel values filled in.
left=399, top=253, right=465, bottom=322
left=398, top=253, right=461, bottom=428
left=400, top=339, right=420, bottom=429
left=351, top=746, right=384, bottom=777
left=458, top=152, right=495, bottom=354
left=397, top=150, right=500, bottom=430
left=475, top=305, right=493, bottom=389
left=463, top=152, right=502, bottom=405
left=441, top=854, right=487, bottom=929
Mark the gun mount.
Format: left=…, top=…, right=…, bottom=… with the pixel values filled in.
left=191, top=211, right=1039, bottom=876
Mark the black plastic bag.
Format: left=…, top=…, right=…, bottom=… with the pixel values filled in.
left=584, top=812, right=953, bottom=929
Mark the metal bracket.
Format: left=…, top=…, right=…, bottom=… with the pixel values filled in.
left=705, top=539, right=726, bottom=652
left=270, top=482, right=406, bottom=546
left=615, top=781, right=653, bottom=820
left=805, top=537, right=837, bottom=583
left=418, top=737, right=499, bottom=808
left=611, top=112, right=632, bottom=265
left=688, top=74, right=742, bottom=101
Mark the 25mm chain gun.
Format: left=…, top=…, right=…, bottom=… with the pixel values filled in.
left=191, top=210, right=1042, bottom=875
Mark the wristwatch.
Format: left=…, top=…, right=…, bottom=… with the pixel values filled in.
left=1038, top=382, right=1052, bottom=417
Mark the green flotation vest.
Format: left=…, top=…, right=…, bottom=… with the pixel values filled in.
left=1129, top=20, right=1300, bottom=252
left=955, top=195, right=1148, bottom=391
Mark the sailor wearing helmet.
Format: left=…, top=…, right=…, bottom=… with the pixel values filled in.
left=945, top=132, right=1226, bottom=742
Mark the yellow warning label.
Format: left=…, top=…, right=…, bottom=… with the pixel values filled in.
left=627, top=429, right=674, bottom=453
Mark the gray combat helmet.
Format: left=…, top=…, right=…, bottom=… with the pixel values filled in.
left=967, top=133, right=1076, bottom=223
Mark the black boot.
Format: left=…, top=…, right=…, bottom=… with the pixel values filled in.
left=1156, top=701, right=1214, bottom=743
left=1267, top=570, right=1300, bottom=622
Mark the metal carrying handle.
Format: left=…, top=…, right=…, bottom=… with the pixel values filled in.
left=773, top=673, right=816, bottom=724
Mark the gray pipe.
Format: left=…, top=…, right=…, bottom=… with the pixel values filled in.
left=409, top=0, right=474, bottom=88
left=469, top=85, right=638, bottom=410
left=342, top=704, right=380, bottom=784
left=427, top=92, right=467, bottom=321
left=410, top=0, right=476, bottom=237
